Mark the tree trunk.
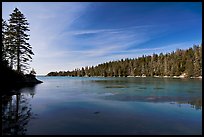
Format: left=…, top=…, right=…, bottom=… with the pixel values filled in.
left=17, top=24, right=21, bottom=73
left=0, top=42, right=3, bottom=64
left=17, top=45, right=20, bottom=72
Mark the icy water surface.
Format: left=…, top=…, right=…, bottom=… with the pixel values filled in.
left=2, top=76, right=202, bottom=135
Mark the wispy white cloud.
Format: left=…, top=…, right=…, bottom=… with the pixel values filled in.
left=53, top=25, right=164, bottom=59
left=55, top=25, right=158, bottom=54
left=3, top=2, right=91, bottom=74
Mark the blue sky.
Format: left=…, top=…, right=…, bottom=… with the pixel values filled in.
left=2, top=2, right=202, bottom=75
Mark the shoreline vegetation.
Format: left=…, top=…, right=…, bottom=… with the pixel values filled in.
left=44, top=74, right=202, bottom=79
left=47, top=44, right=202, bottom=79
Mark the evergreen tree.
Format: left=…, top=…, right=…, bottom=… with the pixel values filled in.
left=199, top=45, right=202, bottom=76
left=30, top=68, right=36, bottom=75
left=81, top=67, right=85, bottom=76
left=185, top=48, right=194, bottom=77
left=193, top=45, right=201, bottom=77
left=8, top=8, right=34, bottom=73
left=2, top=19, right=7, bottom=62
left=4, top=21, right=17, bottom=69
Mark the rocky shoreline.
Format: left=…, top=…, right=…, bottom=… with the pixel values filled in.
left=0, top=64, right=43, bottom=94
left=1, top=74, right=43, bottom=94
left=15, top=74, right=43, bottom=87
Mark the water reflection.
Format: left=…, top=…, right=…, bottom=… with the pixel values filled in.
left=2, top=86, right=36, bottom=135
left=177, top=99, right=202, bottom=110
left=5, top=77, right=200, bottom=135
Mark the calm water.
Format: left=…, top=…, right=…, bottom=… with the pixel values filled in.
left=2, top=76, right=202, bottom=135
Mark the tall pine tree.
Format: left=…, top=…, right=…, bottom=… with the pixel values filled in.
left=4, top=18, right=17, bottom=69
left=8, top=8, right=34, bottom=73
left=2, top=19, right=7, bottom=63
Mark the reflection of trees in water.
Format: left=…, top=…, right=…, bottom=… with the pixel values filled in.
left=187, top=98, right=202, bottom=110
left=2, top=86, right=36, bottom=135
left=177, top=98, right=202, bottom=110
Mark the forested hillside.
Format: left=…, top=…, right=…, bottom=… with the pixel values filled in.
left=47, top=44, right=202, bottom=78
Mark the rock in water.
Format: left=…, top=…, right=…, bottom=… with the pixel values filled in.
left=94, top=111, right=100, bottom=114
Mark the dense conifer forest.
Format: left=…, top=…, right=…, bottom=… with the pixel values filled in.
left=47, top=44, right=202, bottom=78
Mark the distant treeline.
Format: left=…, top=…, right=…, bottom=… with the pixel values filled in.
left=47, top=44, right=202, bottom=78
